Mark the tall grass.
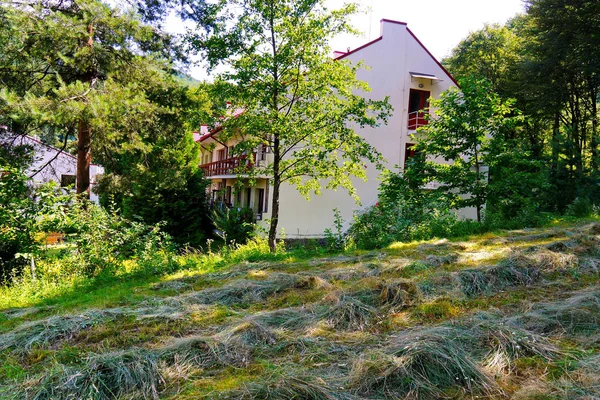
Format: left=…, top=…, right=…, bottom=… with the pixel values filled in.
left=0, top=237, right=289, bottom=311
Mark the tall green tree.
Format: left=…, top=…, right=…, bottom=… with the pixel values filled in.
left=95, top=76, right=215, bottom=246
left=0, top=0, right=173, bottom=197
left=417, top=77, right=519, bottom=222
left=443, top=23, right=521, bottom=96
left=180, top=0, right=391, bottom=251
left=520, top=0, right=600, bottom=208
left=1, top=1, right=214, bottom=245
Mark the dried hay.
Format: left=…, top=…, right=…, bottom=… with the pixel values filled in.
left=159, top=335, right=250, bottom=369
left=33, top=349, right=163, bottom=400
left=377, top=279, right=421, bottom=310
left=223, top=376, right=342, bottom=400
left=217, top=320, right=277, bottom=346
left=349, top=326, right=496, bottom=399
left=323, top=295, right=376, bottom=332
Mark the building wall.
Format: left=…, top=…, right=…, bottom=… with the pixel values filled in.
left=1, top=133, right=104, bottom=203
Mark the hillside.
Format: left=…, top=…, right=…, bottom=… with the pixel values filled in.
left=2, top=222, right=600, bottom=399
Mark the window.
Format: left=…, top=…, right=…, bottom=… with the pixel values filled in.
left=256, top=188, right=265, bottom=217
left=257, top=144, right=267, bottom=161
left=225, top=186, right=232, bottom=205
left=245, top=188, right=252, bottom=207
left=61, top=174, right=76, bottom=188
left=404, top=143, right=416, bottom=170
left=217, top=148, right=227, bottom=161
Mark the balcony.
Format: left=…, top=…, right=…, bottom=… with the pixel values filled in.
left=200, top=154, right=256, bottom=177
left=407, top=110, right=429, bottom=130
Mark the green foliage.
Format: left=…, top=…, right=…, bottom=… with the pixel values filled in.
left=95, top=77, right=214, bottom=247
left=55, top=202, right=177, bottom=277
left=0, top=166, right=69, bottom=281
left=211, top=206, right=256, bottom=246
left=0, top=0, right=211, bottom=243
left=443, top=23, right=521, bottom=95
left=0, top=167, right=32, bottom=280
left=418, top=76, right=521, bottom=223
left=348, top=167, right=482, bottom=250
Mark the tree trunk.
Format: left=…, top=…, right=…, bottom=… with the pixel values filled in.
left=75, top=23, right=94, bottom=199
left=268, top=135, right=280, bottom=253
left=591, top=86, right=598, bottom=171
left=76, top=119, right=91, bottom=198
left=474, top=149, right=482, bottom=223
left=551, top=111, right=560, bottom=173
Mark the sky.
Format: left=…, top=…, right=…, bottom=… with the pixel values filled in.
left=170, top=0, right=526, bottom=81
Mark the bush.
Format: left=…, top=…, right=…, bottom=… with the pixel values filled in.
left=52, top=201, right=177, bottom=277
left=348, top=168, right=474, bottom=249
left=211, top=206, right=256, bottom=245
left=566, top=197, right=594, bottom=218
left=324, top=208, right=347, bottom=252
left=0, top=167, right=68, bottom=281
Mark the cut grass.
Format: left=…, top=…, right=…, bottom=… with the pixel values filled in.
left=31, top=349, right=163, bottom=400
left=350, top=326, right=497, bottom=399
left=224, top=376, right=342, bottom=400
left=3, top=220, right=600, bottom=399
left=0, top=310, right=118, bottom=351
left=323, top=294, right=376, bottom=332
left=377, top=279, right=421, bottom=310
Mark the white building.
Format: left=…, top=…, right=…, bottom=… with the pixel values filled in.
left=198, top=19, right=461, bottom=238
left=1, top=132, right=104, bottom=203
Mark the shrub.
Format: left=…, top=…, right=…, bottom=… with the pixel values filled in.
left=324, top=208, right=346, bottom=252
left=55, top=202, right=177, bottom=277
left=347, top=169, right=478, bottom=249
left=0, top=167, right=67, bottom=281
left=211, top=206, right=256, bottom=245
left=566, top=197, right=594, bottom=218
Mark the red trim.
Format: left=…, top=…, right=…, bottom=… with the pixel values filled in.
left=199, top=110, right=246, bottom=143
left=406, top=28, right=459, bottom=87
left=334, top=37, right=383, bottom=60
left=380, top=19, right=407, bottom=26
left=199, top=125, right=223, bottom=142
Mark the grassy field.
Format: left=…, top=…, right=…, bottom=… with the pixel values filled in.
left=2, top=221, right=600, bottom=399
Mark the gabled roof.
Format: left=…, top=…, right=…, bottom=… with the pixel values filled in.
left=195, top=108, right=244, bottom=143
left=333, top=19, right=459, bottom=87
left=1, top=131, right=100, bottom=166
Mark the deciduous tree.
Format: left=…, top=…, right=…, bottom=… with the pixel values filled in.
left=417, top=77, right=519, bottom=222
left=180, top=0, right=392, bottom=251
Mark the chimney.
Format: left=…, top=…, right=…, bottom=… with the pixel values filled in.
left=380, top=19, right=408, bottom=38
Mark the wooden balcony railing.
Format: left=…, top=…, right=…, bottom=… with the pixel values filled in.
left=200, top=154, right=256, bottom=177
left=408, top=109, right=429, bottom=130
